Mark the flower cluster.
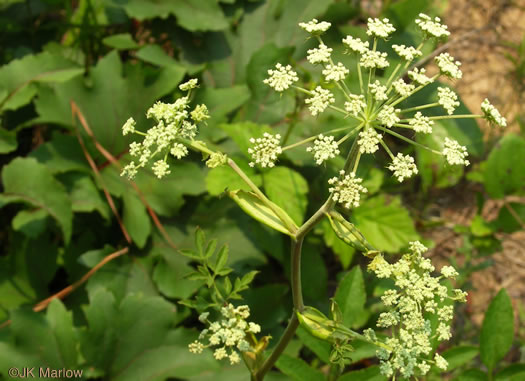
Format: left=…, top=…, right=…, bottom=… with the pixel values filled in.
left=481, top=98, right=507, bottom=127
left=328, top=170, right=368, bottom=208
left=306, top=134, right=340, bottom=164
left=188, top=304, right=261, bottom=365
left=366, top=241, right=466, bottom=378
left=248, top=132, right=283, bottom=168
left=120, top=79, right=209, bottom=179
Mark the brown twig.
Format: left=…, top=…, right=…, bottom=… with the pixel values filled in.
left=0, top=247, right=129, bottom=329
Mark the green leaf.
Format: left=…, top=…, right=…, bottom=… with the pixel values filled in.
left=339, top=365, right=387, bottom=381
left=275, top=354, right=325, bottom=381
left=219, top=122, right=274, bottom=156
left=480, top=289, right=514, bottom=371
left=456, top=369, right=489, bottom=381
left=122, top=192, right=151, bottom=248
left=30, top=133, right=89, bottom=174
left=214, top=245, right=229, bottom=274
left=321, top=219, right=355, bottom=269
left=351, top=195, right=419, bottom=253
left=103, top=33, right=139, bottom=50
left=12, top=209, right=48, bottom=238
left=263, top=167, right=309, bottom=225
left=66, top=173, right=110, bottom=220
left=0, top=127, right=17, bottom=154
left=113, top=0, right=229, bottom=31
left=493, top=202, right=525, bottom=233
left=334, top=266, right=366, bottom=329
left=327, top=211, right=377, bottom=254
left=206, top=157, right=262, bottom=195
left=483, top=134, right=525, bottom=198
left=296, top=326, right=332, bottom=363
left=136, top=44, right=182, bottom=67
left=229, top=190, right=298, bottom=236
left=495, top=364, right=525, bottom=380
left=441, top=345, right=479, bottom=371
left=301, top=243, right=328, bottom=302
left=0, top=157, right=73, bottom=243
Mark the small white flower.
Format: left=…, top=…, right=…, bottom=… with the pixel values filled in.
left=179, top=78, right=199, bottom=91
left=442, top=137, right=470, bottom=166
left=299, top=18, right=331, bottom=34
left=435, top=53, right=462, bottom=79
left=408, top=67, right=433, bottom=86
left=170, top=143, right=189, bottom=159
left=248, top=132, right=282, bottom=168
left=481, top=98, right=507, bottom=127
left=392, top=44, right=422, bottom=61
left=307, top=43, right=332, bottom=64
left=409, top=241, right=428, bottom=255
left=121, top=161, right=138, bottom=179
left=392, top=78, right=415, bottom=97
left=189, top=341, right=204, bottom=354
left=367, top=18, right=396, bottom=39
left=434, top=353, right=448, bottom=370
left=152, top=159, right=170, bottom=179
left=360, top=50, right=389, bottom=69
left=322, top=62, right=349, bottom=82
left=214, top=347, right=228, bottom=360
left=342, top=36, right=369, bottom=54
left=263, top=63, right=299, bottom=92
left=191, top=104, right=210, bottom=123
left=369, top=80, right=388, bottom=101
left=328, top=170, right=368, bottom=208
left=122, top=117, right=136, bottom=135
left=229, top=351, right=241, bottom=365
left=437, top=87, right=460, bottom=115
left=344, top=94, right=366, bottom=117
left=306, top=134, right=340, bottom=164
left=129, top=142, right=142, bottom=156
left=416, top=13, right=450, bottom=39
left=388, top=153, right=418, bottom=182
left=249, top=322, right=261, bottom=334
left=441, top=266, right=459, bottom=278
left=409, top=112, right=434, bottom=133
left=305, top=86, right=335, bottom=116
left=358, top=128, right=382, bottom=154
left=180, top=121, right=198, bottom=139
left=378, top=104, right=400, bottom=127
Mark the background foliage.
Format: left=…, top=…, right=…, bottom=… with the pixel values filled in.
left=0, top=0, right=524, bottom=380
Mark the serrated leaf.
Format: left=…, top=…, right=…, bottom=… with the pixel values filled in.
left=195, top=227, right=206, bottom=256
left=263, top=166, right=309, bottom=225
left=122, top=192, right=151, bottom=248
left=204, top=239, right=218, bottom=259
left=0, top=157, right=73, bottom=243
left=103, top=33, right=139, bottom=50
left=30, top=133, right=89, bottom=174
left=275, top=354, right=325, bottom=381
left=480, top=289, right=514, bottom=371
left=334, top=266, right=366, bottom=329
left=214, top=245, right=229, bottom=274
left=229, top=190, right=297, bottom=236
left=483, top=134, right=525, bottom=198
left=136, top=44, right=181, bottom=67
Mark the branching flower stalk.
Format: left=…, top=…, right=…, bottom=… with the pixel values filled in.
left=120, top=14, right=506, bottom=381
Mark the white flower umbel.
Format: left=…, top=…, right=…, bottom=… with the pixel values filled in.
left=299, top=18, right=331, bottom=34
left=408, top=67, right=433, bottom=85
left=248, top=132, right=282, bottom=168
left=191, top=104, right=210, bottom=123
left=367, top=18, right=396, bottom=39
left=189, top=304, right=261, bottom=365
left=358, top=128, right=382, bottom=154
left=360, top=50, right=389, bottom=69
left=179, top=78, right=199, bottom=91
left=481, top=98, right=507, bottom=127
left=306, top=134, right=340, bottom=165
left=323, top=62, right=349, bottom=82
left=342, top=36, right=369, bottom=54
left=307, top=43, right=333, bottom=64
left=392, top=44, right=422, bottom=62
left=328, top=170, right=368, bottom=208
left=442, top=137, right=470, bottom=166
left=263, top=63, right=299, bottom=92
left=378, top=104, right=400, bottom=127
left=367, top=242, right=465, bottom=378
left=369, top=80, right=388, bottom=101
left=305, top=86, right=335, bottom=116
left=416, top=13, right=450, bottom=39
left=392, top=79, right=415, bottom=97
left=388, top=153, right=418, bottom=182
left=152, top=159, right=171, bottom=179
left=122, top=117, right=136, bottom=135
left=409, top=112, right=434, bottom=133
left=438, top=87, right=460, bottom=115
left=170, top=143, right=189, bottom=159
left=344, top=94, right=367, bottom=117
left=435, top=53, right=462, bottom=79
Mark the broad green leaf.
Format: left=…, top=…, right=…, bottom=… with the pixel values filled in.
left=275, top=354, right=325, bottom=381
left=263, top=167, right=309, bottom=225
left=483, top=134, right=525, bottom=198
left=0, top=51, right=81, bottom=112
left=0, top=157, right=73, bottom=243
left=441, top=345, right=479, bottom=371
left=296, top=326, right=331, bottom=363
left=103, top=33, right=140, bottom=50
left=136, top=44, right=182, bottom=67
left=493, top=202, right=525, bottom=233
left=480, top=289, right=514, bottom=371
left=111, top=0, right=229, bottom=31
left=339, top=366, right=387, bottom=381
left=219, top=122, right=274, bottom=156
left=122, top=192, right=151, bottom=248
left=243, top=284, right=289, bottom=329
left=456, top=369, right=488, bottom=381
left=30, top=133, right=89, bottom=174
left=65, top=173, right=110, bottom=220
left=229, top=190, right=298, bottom=236
left=0, top=127, right=17, bottom=154
left=385, top=0, right=429, bottom=29
left=351, top=195, right=419, bottom=253
left=301, top=242, right=328, bottom=302
left=206, top=157, right=262, bottom=196
left=334, top=266, right=366, bottom=329
left=12, top=209, right=48, bottom=238
left=495, top=364, right=525, bottom=380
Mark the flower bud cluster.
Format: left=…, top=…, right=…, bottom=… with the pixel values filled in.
left=328, top=170, right=368, bottom=208
left=306, top=134, right=340, bottom=165
left=367, top=241, right=466, bottom=378
left=188, top=304, right=261, bottom=365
